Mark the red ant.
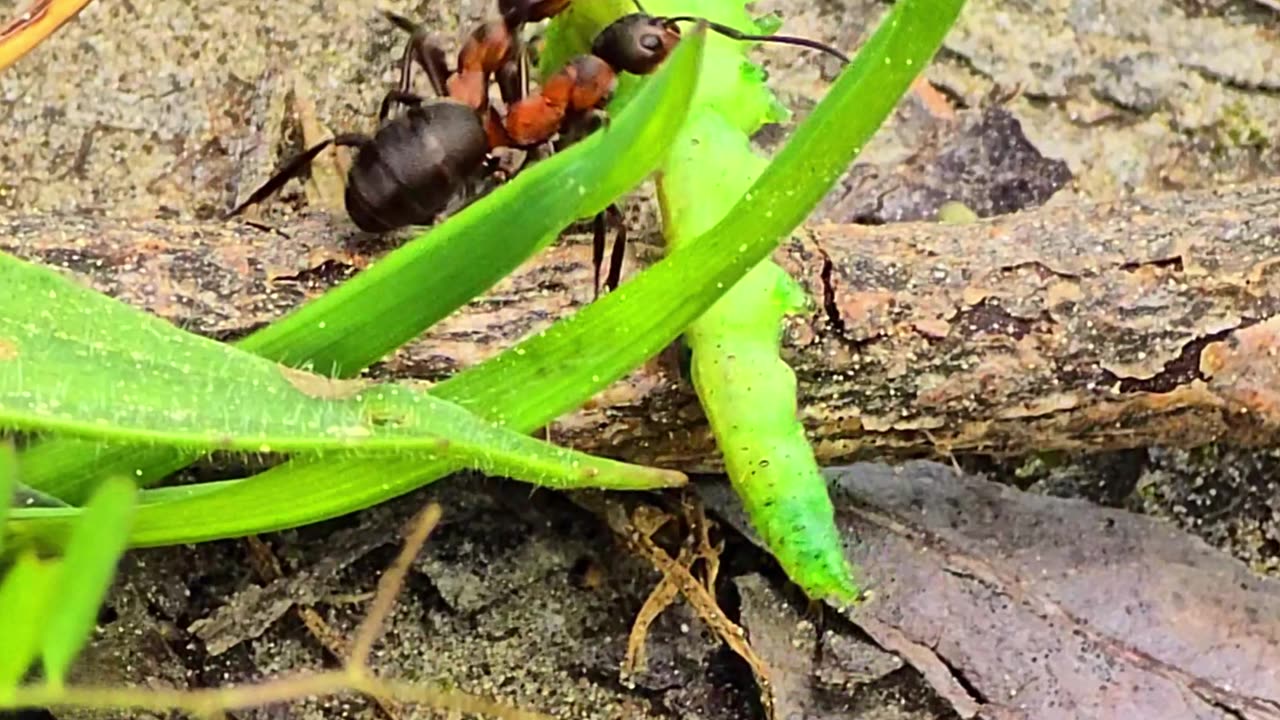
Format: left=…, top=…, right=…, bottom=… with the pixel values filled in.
left=227, top=0, right=565, bottom=234
left=228, top=1, right=847, bottom=295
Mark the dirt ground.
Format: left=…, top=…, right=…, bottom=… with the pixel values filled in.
left=2, top=0, right=1280, bottom=718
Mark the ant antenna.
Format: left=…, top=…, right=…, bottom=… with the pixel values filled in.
left=665, top=16, right=849, bottom=64
left=631, top=0, right=647, bottom=12
left=382, top=10, right=420, bottom=36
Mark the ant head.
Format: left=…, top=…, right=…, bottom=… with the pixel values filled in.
left=591, top=13, right=681, bottom=75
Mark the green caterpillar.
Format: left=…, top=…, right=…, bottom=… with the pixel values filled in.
left=661, top=113, right=858, bottom=604
left=545, top=0, right=859, bottom=603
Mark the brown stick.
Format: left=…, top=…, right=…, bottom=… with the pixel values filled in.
left=3, top=179, right=1279, bottom=468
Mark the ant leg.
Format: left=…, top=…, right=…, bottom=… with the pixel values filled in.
left=499, top=20, right=537, bottom=108
left=377, top=90, right=425, bottom=122
left=384, top=10, right=424, bottom=96
left=527, top=0, right=571, bottom=20
left=331, top=133, right=368, bottom=148
left=591, top=211, right=608, bottom=299
left=228, top=133, right=369, bottom=217
left=604, top=203, right=627, bottom=292
left=411, top=37, right=451, bottom=98
left=383, top=11, right=451, bottom=97
left=589, top=204, right=628, bottom=297
left=496, top=19, right=542, bottom=111
left=496, top=56, right=523, bottom=107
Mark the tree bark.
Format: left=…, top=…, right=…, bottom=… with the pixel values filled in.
left=3, top=179, right=1279, bottom=469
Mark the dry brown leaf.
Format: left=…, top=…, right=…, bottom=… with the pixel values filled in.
left=701, top=462, right=1280, bottom=720
left=735, top=573, right=908, bottom=720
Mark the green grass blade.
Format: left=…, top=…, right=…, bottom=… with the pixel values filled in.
left=658, top=111, right=857, bottom=602
left=6, top=0, right=961, bottom=548
left=19, top=441, right=193, bottom=505
left=0, top=442, right=14, bottom=556
left=9, top=458, right=431, bottom=547
left=0, top=553, right=56, bottom=697
left=0, top=252, right=682, bottom=492
left=15, top=27, right=707, bottom=505
left=39, top=476, right=136, bottom=687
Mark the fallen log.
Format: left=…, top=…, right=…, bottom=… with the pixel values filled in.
left=3, top=179, right=1279, bottom=469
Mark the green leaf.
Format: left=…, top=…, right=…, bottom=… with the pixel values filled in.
left=12, top=458, right=434, bottom=547
left=39, top=477, right=136, bottom=687
left=15, top=22, right=707, bottom=505
left=0, top=251, right=681, bottom=493
left=0, top=552, right=56, bottom=696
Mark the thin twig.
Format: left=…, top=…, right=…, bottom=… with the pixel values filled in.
left=243, top=535, right=404, bottom=720
left=686, top=492, right=721, bottom=589
left=348, top=502, right=443, bottom=670
left=9, top=671, right=349, bottom=715
left=600, top=500, right=777, bottom=720
left=10, top=672, right=553, bottom=720
left=362, top=677, right=554, bottom=720
left=622, top=544, right=689, bottom=677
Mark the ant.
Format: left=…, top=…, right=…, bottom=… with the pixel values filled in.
left=227, top=0, right=566, bottom=233
left=228, top=1, right=848, bottom=295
